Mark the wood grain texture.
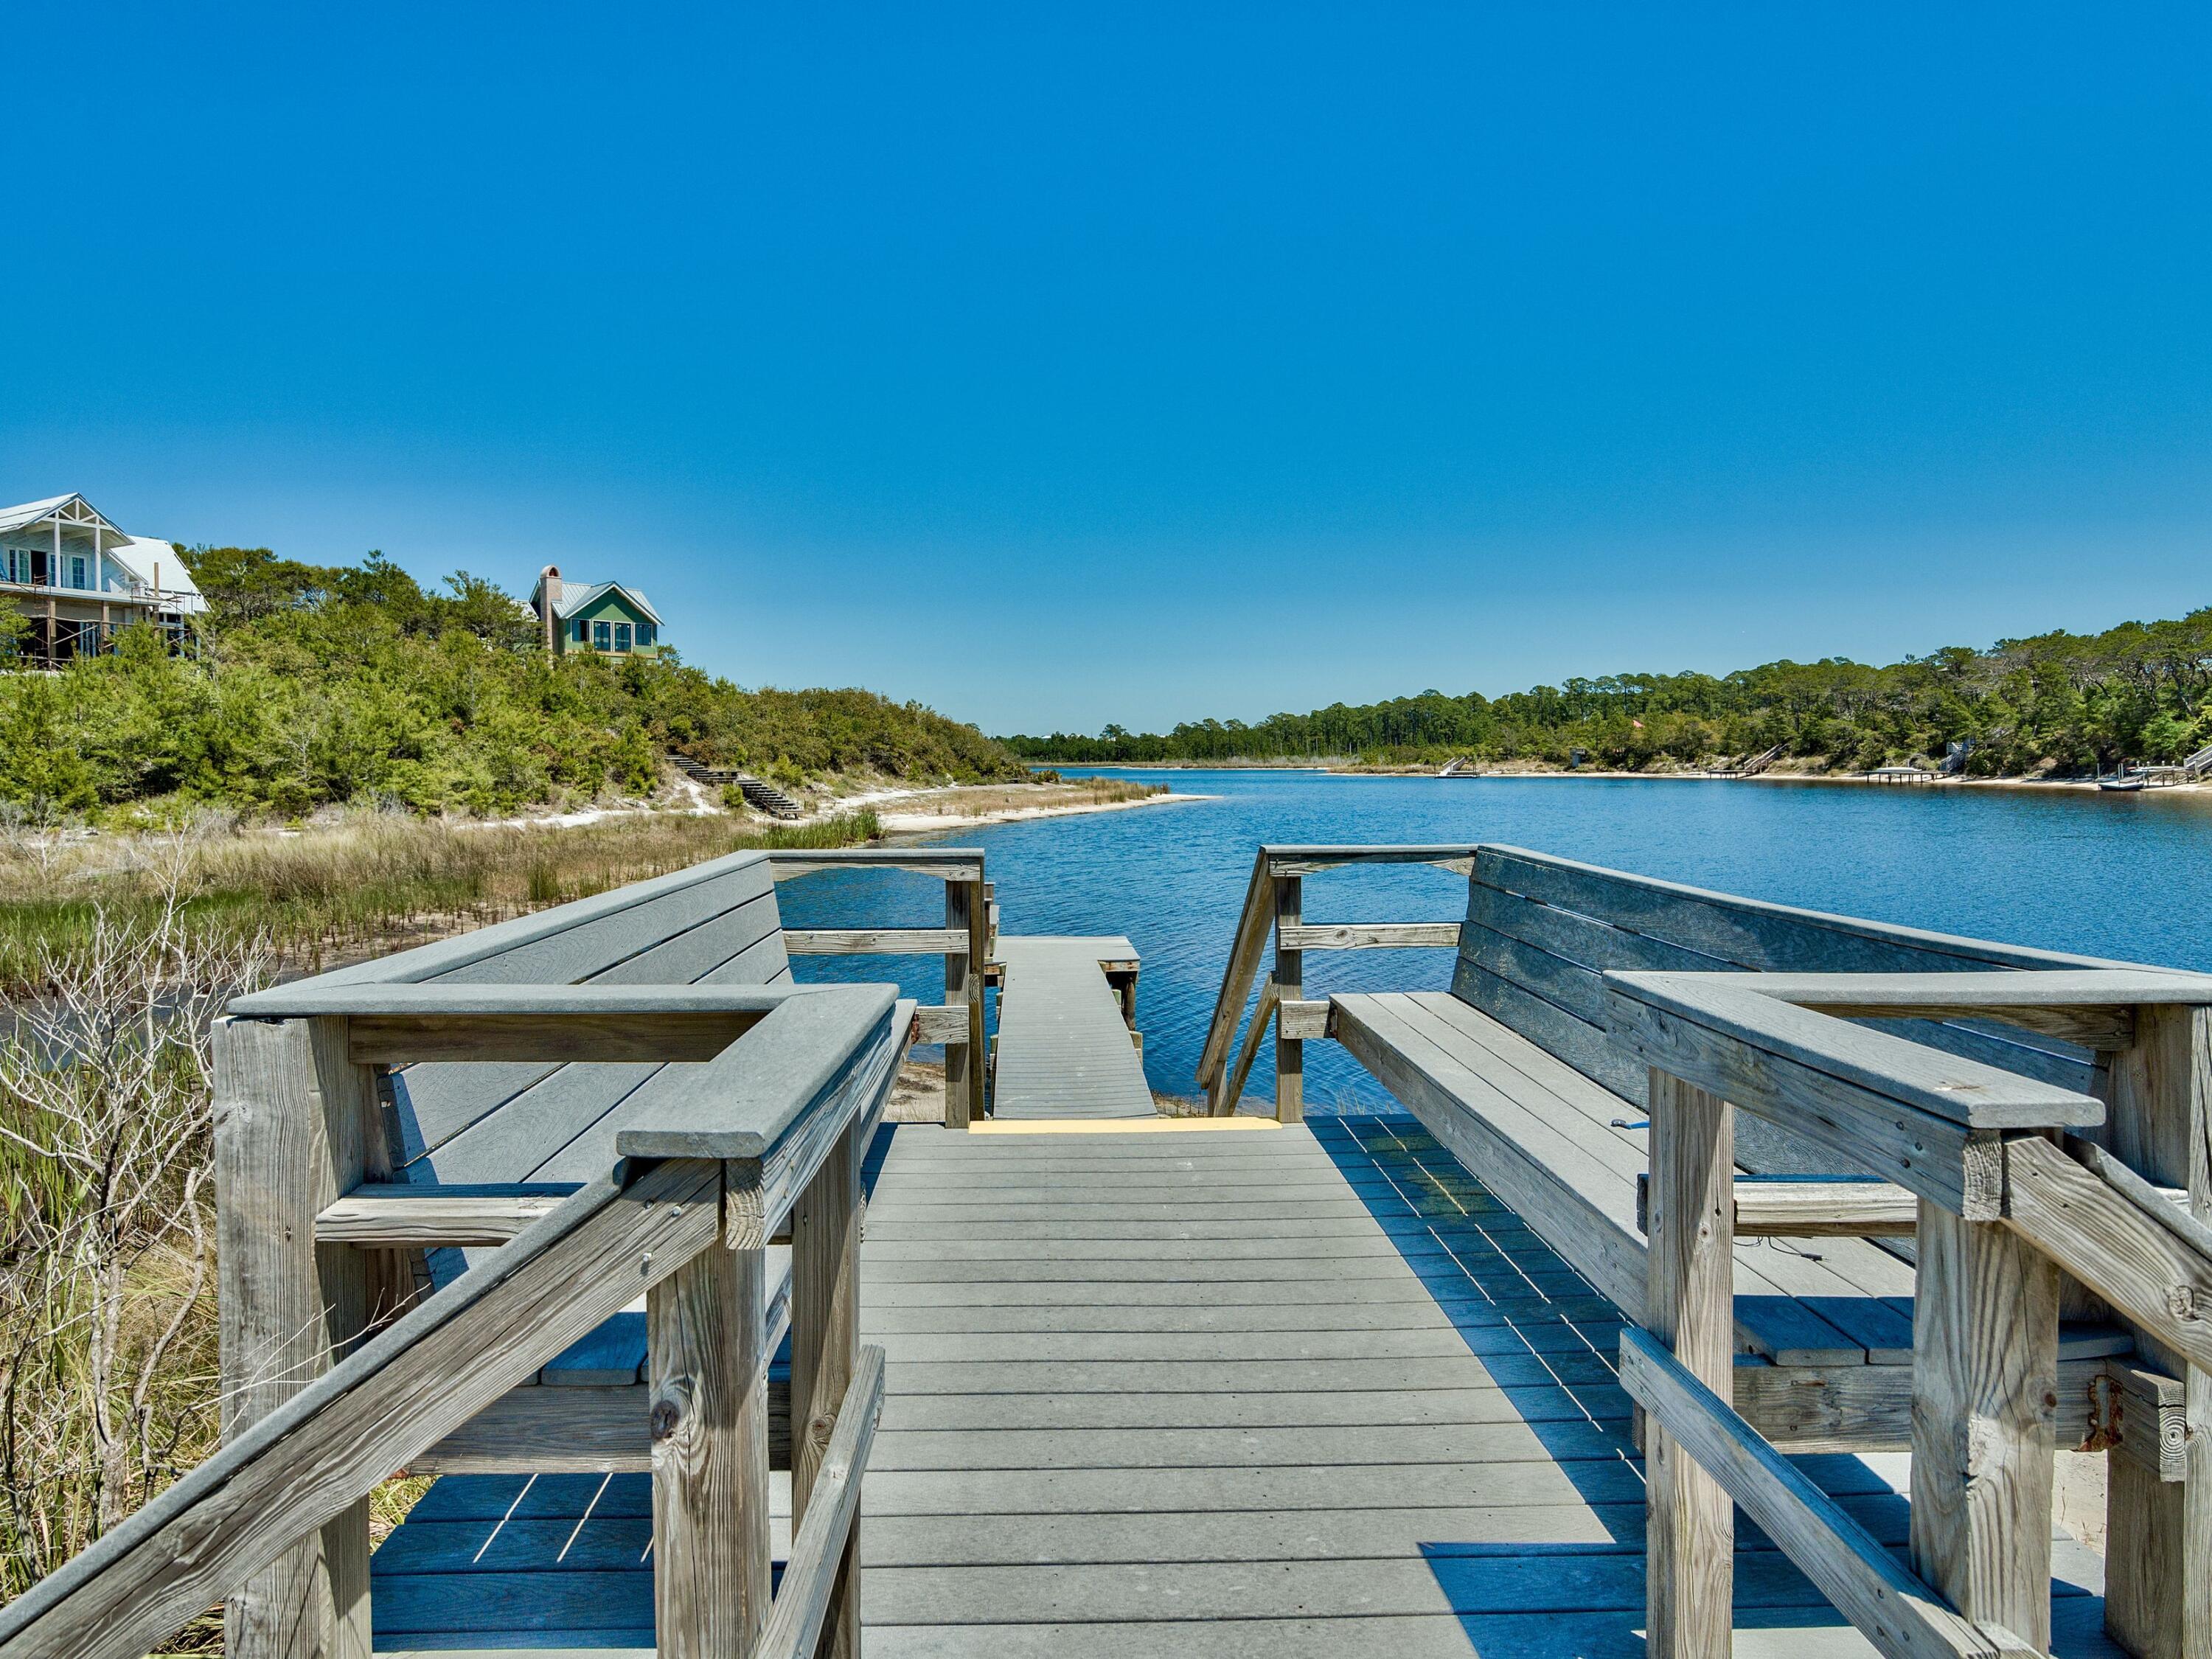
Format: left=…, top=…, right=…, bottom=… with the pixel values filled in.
left=942, top=885, right=978, bottom=1133
left=1607, top=988, right=2008, bottom=1217
left=766, top=848, right=985, bottom=881
left=648, top=1233, right=771, bottom=1659
left=2098, top=1001, right=2212, bottom=1659
left=2002, top=1134, right=2212, bottom=1373
left=790, top=1116, right=863, bottom=1659
left=0, top=1160, right=723, bottom=1659
left=1220, top=978, right=1279, bottom=1118
left=1621, top=1329, right=2020, bottom=1659
left=1199, top=852, right=1276, bottom=1102
left=1277, top=921, right=1463, bottom=951
left=316, top=1186, right=571, bottom=1246
left=1273, top=877, right=1304, bottom=1124
left=756, top=1347, right=883, bottom=1659
left=349, top=1009, right=764, bottom=1064
left=213, top=1016, right=375, bottom=1659
left=1909, top=1202, right=2059, bottom=1652
left=783, top=928, right=967, bottom=956
left=1643, top=1070, right=1734, bottom=1659
left=1606, top=973, right=2104, bottom=1131
left=613, top=990, right=897, bottom=1160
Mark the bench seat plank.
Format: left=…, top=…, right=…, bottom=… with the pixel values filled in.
left=1391, top=993, right=1919, bottom=1363
left=1336, top=992, right=1927, bottom=1366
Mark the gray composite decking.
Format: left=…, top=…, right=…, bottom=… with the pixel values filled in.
left=987, top=936, right=1154, bottom=1119
left=371, top=1113, right=2119, bottom=1656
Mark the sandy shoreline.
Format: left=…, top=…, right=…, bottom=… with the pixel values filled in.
left=1061, top=762, right=2205, bottom=794
left=876, top=790, right=1212, bottom=834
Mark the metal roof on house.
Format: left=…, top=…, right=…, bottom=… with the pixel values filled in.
left=0, top=494, right=118, bottom=538
left=537, top=576, right=661, bottom=626
left=106, top=538, right=207, bottom=612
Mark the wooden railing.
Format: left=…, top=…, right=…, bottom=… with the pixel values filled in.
left=771, top=847, right=991, bottom=1126
left=1606, top=967, right=2212, bottom=1659
left=0, top=982, right=902, bottom=1659
left=1197, top=844, right=1475, bottom=1119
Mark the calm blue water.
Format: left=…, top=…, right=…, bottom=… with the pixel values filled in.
left=780, top=769, right=2212, bottom=1111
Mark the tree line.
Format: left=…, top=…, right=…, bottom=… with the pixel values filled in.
left=0, top=547, right=1026, bottom=820
left=1003, top=605, right=2212, bottom=775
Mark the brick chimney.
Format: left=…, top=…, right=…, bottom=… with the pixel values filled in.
left=539, top=565, right=560, bottom=653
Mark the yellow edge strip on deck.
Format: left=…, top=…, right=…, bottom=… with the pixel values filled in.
left=967, top=1116, right=1284, bottom=1135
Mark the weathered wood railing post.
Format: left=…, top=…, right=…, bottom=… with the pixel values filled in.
left=792, top=1113, right=866, bottom=1656
left=945, top=880, right=980, bottom=1127
left=649, top=1163, right=773, bottom=1659
left=212, top=1015, right=379, bottom=1659
left=1908, top=1196, right=2059, bottom=1650
left=1273, top=874, right=1303, bottom=1124
left=2098, top=1003, right=2212, bottom=1659
left=1643, top=1068, right=1734, bottom=1659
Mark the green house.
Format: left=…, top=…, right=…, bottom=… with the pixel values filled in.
left=530, top=566, right=666, bottom=658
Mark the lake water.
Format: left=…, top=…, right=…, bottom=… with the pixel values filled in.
left=780, top=769, right=2212, bottom=1112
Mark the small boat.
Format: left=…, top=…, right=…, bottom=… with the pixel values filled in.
left=2099, top=776, right=2146, bottom=793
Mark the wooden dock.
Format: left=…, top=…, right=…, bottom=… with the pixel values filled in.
left=987, top=936, right=1153, bottom=1120
left=368, top=1112, right=2118, bottom=1655
left=7, top=842, right=2196, bottom=1659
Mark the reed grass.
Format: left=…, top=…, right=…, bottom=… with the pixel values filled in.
left=0, top=808, right=881, bottom=994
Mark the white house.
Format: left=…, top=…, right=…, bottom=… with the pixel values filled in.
left=0, top=493, right=205, bottom=665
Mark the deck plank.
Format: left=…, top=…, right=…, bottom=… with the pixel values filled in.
left=369, top=1113, right=2121, bottom=1658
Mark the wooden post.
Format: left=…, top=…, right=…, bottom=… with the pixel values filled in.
left=945, top=877, right=987, bottom=1127
left=213, top=1017, right=376, bottom=1659
left=1909, top=1200, right=2059, bottom=1651
left=648, top=1188, right=772, bottom=1659
left=2098, top=1004, right=2212, bottom=1659
left=791, top=1116, right=865, bottom=1658
left=1644, top=1068, right=1734, bottom=1659
left=1273, top=875, right=1303, bottom=1124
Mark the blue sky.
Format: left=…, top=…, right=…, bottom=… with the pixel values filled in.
left=4, top=4, right=2206, bottom=734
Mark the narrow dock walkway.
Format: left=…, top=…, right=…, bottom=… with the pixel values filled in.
left=988, top=936, right=1153, bottom=1119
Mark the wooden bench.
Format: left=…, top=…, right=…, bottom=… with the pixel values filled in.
left=245, top=845, right=936, bottom=1475
left=1186, top=844, right=2180, bottom=1454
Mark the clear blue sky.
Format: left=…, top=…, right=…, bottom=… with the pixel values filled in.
left=5, top=4, right=2206, bottom=734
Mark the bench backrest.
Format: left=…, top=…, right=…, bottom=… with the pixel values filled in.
left=1454, top=844, right=2138, bottom=1168
left=334, top=847, right=792, bottom=1188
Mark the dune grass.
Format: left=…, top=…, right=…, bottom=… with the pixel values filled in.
left=0, top=807, right=881, bottom=994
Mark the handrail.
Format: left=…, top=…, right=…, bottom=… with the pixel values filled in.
left=1197, top=844, right=1478, bottom=1114
left=768, top=846, right=986, bottom=880
left=1610, top=963, right=2212, bottom=1658
left=764, top=844, right=992, bottom=1124
left=0, top=985, right=905, bottom=1659
left=757, top=1345, right=886, bottom=1659
left=0, top=1161, right=724, bottom=1659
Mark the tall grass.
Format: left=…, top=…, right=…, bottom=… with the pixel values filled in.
left=0, top=808, right=881, bottom=994
left=0, top=842, right=266, bottom=1617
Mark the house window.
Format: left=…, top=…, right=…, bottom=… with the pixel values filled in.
left=613, top=622, right=632, bottom=653
left=70, top=556, right=87, bottom=589
left=574, top=619, right=589, bottom=644
left=593, top=620, right=612, bottom=650
left=636, top=622, right=655, bottom=647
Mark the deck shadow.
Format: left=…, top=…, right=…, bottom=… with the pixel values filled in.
left=1311, top=1116, right=2111, bottom=1657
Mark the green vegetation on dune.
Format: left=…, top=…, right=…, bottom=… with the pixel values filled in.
left=1005, top=606, right=2212, bottom=775
left=0, top=547, right=1026, bottom=820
